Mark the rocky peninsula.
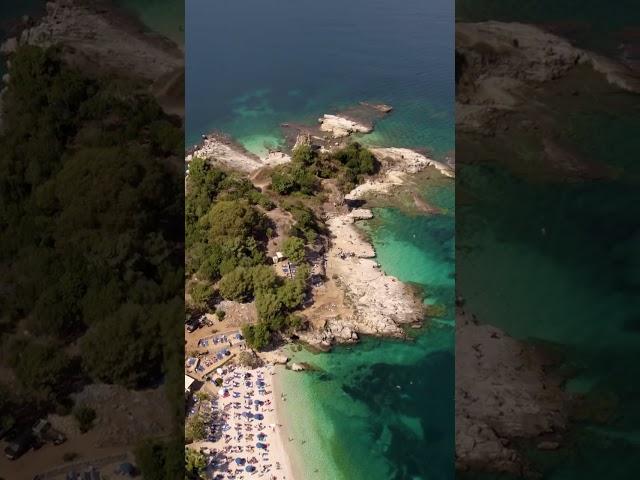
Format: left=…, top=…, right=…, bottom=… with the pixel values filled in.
left=346, top=147, right=454, bottom=201
left=456, top=22, right=640, bottom=137
left=186, top=133, right=291, bottom=173
left=298, top=207, right=424, bottom=348
left=1, top=0, right=184, bottom=114
left=187, top=103, right=452, bottom=350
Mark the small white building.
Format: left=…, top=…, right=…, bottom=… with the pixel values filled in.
left=185, top=374, right=196, bottom=395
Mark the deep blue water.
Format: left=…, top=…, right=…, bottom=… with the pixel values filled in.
left=186, top=0, right=454, bottom=156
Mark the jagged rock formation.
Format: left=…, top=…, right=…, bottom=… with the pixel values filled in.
left=456, top=21, right=640, bottom=135
left=324, top=209, right=423, bottom=337
left=1, top=0, right=183, bottom=84
left=456, top=306, right=568, bottom=476
left=345, top=148, right=454, bottom=201
left=186, top=134, right=291, bottom=173
left=318, top=114, right=373, bottom=138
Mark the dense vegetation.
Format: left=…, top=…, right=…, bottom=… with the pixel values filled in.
left=187, top=141, right=377, bottom=351
left=186, top=158, right=272, bottom=283
left=0, top=46, right=184, bottom=474
left=185, top=157, right=311, bottom=350
left=270, top=142, right=379, bottom=194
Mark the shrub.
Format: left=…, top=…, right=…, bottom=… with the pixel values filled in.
left=188, top=282, right=214, bottom=308
left=185, top=414, right=206, bottom=443
left=73, top=405, right=96, bottom=433
left=242, top=322, right=272, bottom=351
left=282, top=236, right=306, bottom=264
left=291, top=144, right=314, bottom=165
left=218, top=267, right=253, bottom=302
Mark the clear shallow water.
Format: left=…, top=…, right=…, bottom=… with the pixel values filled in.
left=186, top=0, right=454, bottom=156
left=457, top=3, right=640, bottom=476
left=281, top=190, right=455, bottom=480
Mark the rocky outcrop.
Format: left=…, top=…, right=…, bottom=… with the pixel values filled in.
left=1, top=0, right=183, bottom=85
left=186, top=135, right=263, bottom=173
left=290, top=362, right=305, bottom=372
left=0, top=37, right=18, bottom=55
left=345, top=148, right=454, bottom=201
left=456, top=22, right=640, bottom=134
left=186, top=135, right=292, bottom=173
left=272, top=354, right=289, bottom=365
left=297, top=320, right=359, bottom=349
left=456, top=306, right=568, bottom=476
left=262, top=151, right=292, bottom=167
left=318, top=114, right=373, bottom=138
left=360, top=102, right=393, bottom=113
left=324, top=210, right=423, bottom=339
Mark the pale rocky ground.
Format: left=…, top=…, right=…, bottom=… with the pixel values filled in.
left=318, top=114, right=373, bottom=138
left=326, top=209, right=423, bottom=334
left=346, top=148, right=454, bottom=201
left=0, top=0, right=183, bottom=84
left=186, top=136, right=264, bottom=173
left=299, top=207, right=423, bottom=348
left=456, top=22, right=640, bottom=135
left=455, top=306, right=568, bottom=476
left=186, top=136, right=291, bottom=173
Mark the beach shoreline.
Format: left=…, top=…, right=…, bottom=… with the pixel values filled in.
left=187, top=363, right=298, bottom=480
left=272, top=367, right=304, bottom=480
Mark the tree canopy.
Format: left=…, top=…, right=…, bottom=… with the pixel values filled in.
left=0, top=46, right=184, bottom=427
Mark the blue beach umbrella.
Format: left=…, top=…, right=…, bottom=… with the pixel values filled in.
left=245, top=465, right=256, bottom=472
left=235, top=457, right=246, bottom=465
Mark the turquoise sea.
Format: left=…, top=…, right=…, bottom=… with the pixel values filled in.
left=457, top=1, right=640, bottom=478
left=186, top=0, right=454, bottom=479
left=279, top=185, right=455, bottom=480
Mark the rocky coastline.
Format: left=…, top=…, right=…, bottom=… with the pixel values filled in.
left=345, top=147, right=454, bottom=202
left=456, top=21, right=640, bottom=136
left=0, top=0, right=184, bottom=114
left=185, top=132, right=291, bottom=173
left=455, top=304, right=569, bottom=477
left=186, top=103, right=451, bottom=350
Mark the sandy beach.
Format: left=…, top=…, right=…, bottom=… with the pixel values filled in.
left=188, top=363, right=296, bottom=480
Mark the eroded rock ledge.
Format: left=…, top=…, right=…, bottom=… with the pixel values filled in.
left=456, top=305, right=568, bottom=476
left=456, top=21, right=640, bottom=135
left=186, top=134, right=291, bottom=174
left=1, top=0, right=183, bottom=84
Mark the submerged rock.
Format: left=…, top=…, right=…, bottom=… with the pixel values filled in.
left=290, top=362, right=306, bottom=372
